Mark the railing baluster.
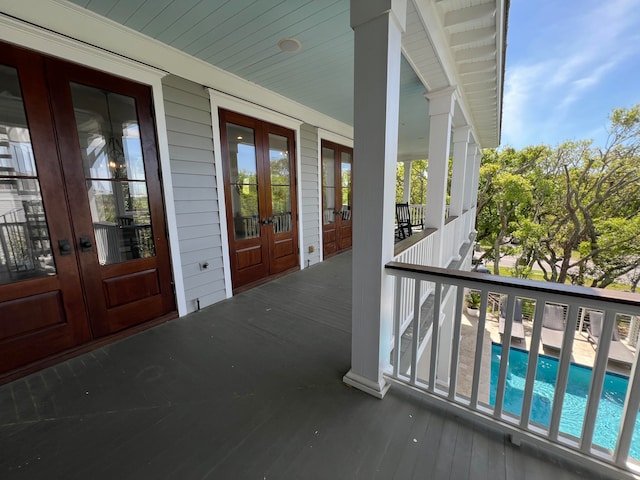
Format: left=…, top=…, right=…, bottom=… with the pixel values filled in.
left=470, top=289, right=489, bottom=409
left=410, top=278, right=422, bottom=385
left=581, top=310, right=614, bottom=453
left=494, top=294, right=515, bottom=418
left=615, top=331, right=640, bottom=465
left=549, top=304, right=578, bottom=441
left=429, top=281, right=442, bottom=393
left=448, top=285, right=465, bottom=401
left=393, top=275, right=402, bottom=378
left=520, top=296, right=544, bottom=428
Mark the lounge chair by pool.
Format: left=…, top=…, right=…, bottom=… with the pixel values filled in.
left=541, top=304, right=565, bottom=351
left=587, top=311, right=635, bottom=368
left=499, top=298, right=525, bottom=343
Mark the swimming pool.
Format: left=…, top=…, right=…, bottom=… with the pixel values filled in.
left=490, top=343, right=640, bottom=459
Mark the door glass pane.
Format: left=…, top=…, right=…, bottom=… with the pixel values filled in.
left=268, top=134, right=292, bottom=233
left=341, top=151, right=352, bottom=221
left=70, top=83, right=155, bottom=264
left=0, top=65, right=55, bottom=285
left=322, top=147, right=335, bottom=225
left=226, top=123, right=259, bottom=240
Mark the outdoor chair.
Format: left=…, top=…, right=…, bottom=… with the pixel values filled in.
left=395, top=203, right=413, bottom=240
left=541, top=304, right=566, bottom=351
left=499, top=298, right=525, bottom=343
left=587, top=311, right=635, bottom=368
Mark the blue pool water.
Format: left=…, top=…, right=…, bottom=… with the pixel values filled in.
left=490, top=343, right=640, bottom=458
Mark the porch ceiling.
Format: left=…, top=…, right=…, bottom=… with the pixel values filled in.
left=64, top=0, right=505, bottom=150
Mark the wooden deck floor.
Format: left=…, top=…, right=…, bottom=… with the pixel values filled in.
left=0, top=252, right=616, bottom=479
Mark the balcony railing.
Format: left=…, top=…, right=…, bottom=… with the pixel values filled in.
left=385, top=261, right=640, bottom=478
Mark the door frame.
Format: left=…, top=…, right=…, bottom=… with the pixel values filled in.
left=0, top=24, right=188, bottom=316
left=209, top=91, right=303, bottom=296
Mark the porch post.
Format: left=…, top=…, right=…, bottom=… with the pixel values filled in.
left=343, top=0, right=406, bottom=398
left=424, top=87, right=456, bottom=267
left=449, top=126, right=470, bottom=218
left=469, top=144, right=482, bottom=209
left=402, top=160, right=412, bottom=203
left=462, top=140, right=477, bottom=212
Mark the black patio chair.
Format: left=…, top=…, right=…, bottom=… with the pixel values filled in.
left=396, top=203, right=413, bottom=240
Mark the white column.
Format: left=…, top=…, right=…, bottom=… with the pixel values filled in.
left=449, top=126, right=470, bottom=218
left=462, top=140, right=477, bottom=212
left=469, top=145, right=482, bottom=209
left=424, top=87, right=456, bottom=267
left=343, top=0, right=406, bottom=399
left=402, top=160, right=413, bottom=203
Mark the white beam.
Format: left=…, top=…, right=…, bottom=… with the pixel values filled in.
left=444, top=3, right=496, bottom=28
left=450, top=26, right=496, bottom=47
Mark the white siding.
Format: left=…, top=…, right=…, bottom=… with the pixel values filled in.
left=300, top=123, right=321, bottom=266
left=162, top=75, right=227, bottom=313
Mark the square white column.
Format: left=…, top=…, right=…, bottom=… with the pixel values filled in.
left=462, top=141, right=478, bottom=212
left=449, top=126, right=471, bottom=218
left=402, top=160, right=413, bottom=203
left=343, top=0, right=407, bottom=399
left=424, top=87, right=456, bottom=267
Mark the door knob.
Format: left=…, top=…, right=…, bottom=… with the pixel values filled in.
left=79, top=236, right=93, bottom=252
left=58, top=239, right=71, bottom=255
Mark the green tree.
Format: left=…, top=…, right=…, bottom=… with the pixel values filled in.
left=476, top=105, right=640, bottom=288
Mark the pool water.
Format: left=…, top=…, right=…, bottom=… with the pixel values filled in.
left=490, top=343, right=640, bottom=458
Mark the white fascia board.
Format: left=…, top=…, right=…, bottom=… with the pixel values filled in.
left=0, top=0, right=353, bottom=137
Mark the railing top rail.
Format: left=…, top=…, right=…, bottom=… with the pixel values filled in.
left=386, top=261, right=640, bottom=309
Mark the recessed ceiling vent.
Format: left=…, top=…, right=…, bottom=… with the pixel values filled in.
left=278, top=37, right=301, bottom=53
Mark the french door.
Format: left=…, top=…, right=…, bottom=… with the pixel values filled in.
left=0, top=43, right=175, bottom=375
left=220, top=110, right=299, bottom=291
left=321, top=140, right=352, bottom=258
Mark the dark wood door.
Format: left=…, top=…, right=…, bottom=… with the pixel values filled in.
left=322, top=141, right=352, bottom=258
left=220, top=110, right=298, bottom=291
left=0, top=46, right=91, bottom=372
left=45, top=59, right=176, bottom=337
left=0, top=43, right=176, bottom=375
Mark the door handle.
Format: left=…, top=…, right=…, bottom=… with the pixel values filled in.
left=79, top=236, right=93, bottom=252
left=58, top=239, right=72, bottom=256
left=261, top=217, right=273, bottom=225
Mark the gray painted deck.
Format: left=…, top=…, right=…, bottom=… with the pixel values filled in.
left=0, top=253, right=615, bottom=479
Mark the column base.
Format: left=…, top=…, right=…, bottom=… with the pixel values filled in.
left=343, top=369, right=390, bottom=399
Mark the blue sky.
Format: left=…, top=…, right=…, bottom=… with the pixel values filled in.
left=501, top=0, right=640, bottom=149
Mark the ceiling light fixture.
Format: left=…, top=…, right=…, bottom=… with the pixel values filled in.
left=278, top=37, right=301, bottom=53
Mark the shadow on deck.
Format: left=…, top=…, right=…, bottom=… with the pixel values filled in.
left=0, top=252, right=612, bottom=479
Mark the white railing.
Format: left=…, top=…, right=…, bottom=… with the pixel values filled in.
left=441, top=219, right=457, bottom=267
left=385, top=262, right=640, bottom=478
left=392, top=230, right=435, bottom=335
left=408, top=204, right=426, bottom=229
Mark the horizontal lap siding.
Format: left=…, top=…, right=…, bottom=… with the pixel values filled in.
left=162, top=75, right=227, bottom=313
left=300, top=123, right=321, bottom=266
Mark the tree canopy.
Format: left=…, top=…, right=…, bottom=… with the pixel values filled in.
left=476, top=105, right=640, bottom=290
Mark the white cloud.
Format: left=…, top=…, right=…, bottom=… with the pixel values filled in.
left=502, top=0, right=640, bottom=147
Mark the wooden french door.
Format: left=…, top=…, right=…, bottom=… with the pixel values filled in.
left=220, top=109, right=299, bottom=291
left=321, top=140, right=352, bottom=258
left=0, top=43, right=175, bottom=375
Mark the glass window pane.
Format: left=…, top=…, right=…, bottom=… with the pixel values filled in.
left=322, top=147, right=335, bottom=188
left=227, top=124, right=257, bottom=184
left=87, top=180, right=155, bottom=265
left=70, top=83, right=145, bottom=181
left=271, top=186, right=291, bottom=233
left=0, top=65, right=55, bottom=284
left=323, top=187, right=335, bottom=225
left=341, top=151, right=351, bottom=188
left=269, top=134, right=290, bottom=186
left=231, top=184, right=260, bottom=240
